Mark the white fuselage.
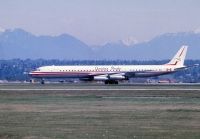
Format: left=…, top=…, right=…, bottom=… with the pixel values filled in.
left=29, top=46, right=188, bottom=83
left=29, top=64, right=178, bottom=81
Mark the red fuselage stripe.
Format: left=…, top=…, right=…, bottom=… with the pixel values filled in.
left=166, top=61, right=178, bottom=66
left=179, top=48, right=184, bottom=57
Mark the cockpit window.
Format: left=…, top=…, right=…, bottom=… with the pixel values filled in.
left=36, top=68, right=41, bottom=71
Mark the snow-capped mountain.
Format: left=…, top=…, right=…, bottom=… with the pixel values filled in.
left=121, top=37, right=138, bottom=46
left=0, top=28, right=200, bottom=60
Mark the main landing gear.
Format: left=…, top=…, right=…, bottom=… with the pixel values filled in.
left=104, top=80, right=118, bottom=84
left=29, top=79, right=45, bottom=84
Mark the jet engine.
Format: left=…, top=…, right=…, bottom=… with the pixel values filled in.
left=93, top=74, right=127, bottom=81
left=109, top=74, right=127, bottom=80
left=93, top=75, right=108, bottom=81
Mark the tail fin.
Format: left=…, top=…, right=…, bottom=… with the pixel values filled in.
left=166, top=45, right=188, bottom=67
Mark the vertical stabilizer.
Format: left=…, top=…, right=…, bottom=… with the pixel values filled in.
left=166, top=46, right=188, bottom=67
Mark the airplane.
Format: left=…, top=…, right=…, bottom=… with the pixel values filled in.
left=29, top=45, right=189, bottom=84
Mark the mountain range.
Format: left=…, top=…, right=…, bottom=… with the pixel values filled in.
left=0, top=28, right=200, bottom=60
left=0, top=29, right=92, bottom=59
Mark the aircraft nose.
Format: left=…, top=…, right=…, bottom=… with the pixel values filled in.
left=28, top=71, right=35, bottom=76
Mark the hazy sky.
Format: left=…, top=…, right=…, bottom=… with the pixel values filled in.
left=0, top=0, right=200, bottom=45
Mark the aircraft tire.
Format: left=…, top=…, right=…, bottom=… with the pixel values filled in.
left=105, top=80, right=118, bottom=84
left=41, top=79, right=45, bottom=84
left=105, top=80, right=109, bottom=84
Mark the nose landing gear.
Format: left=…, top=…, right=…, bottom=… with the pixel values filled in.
left=40, top=79, right=45, bottom=84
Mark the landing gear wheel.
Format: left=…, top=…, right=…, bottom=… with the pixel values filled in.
left=105, top=80, right=109, bottom=84
left=114, top=81, right=118, bottom=84
left=30, top=79, right=34, bottom=83
left=41, top=79, right=45, bottom=84
left=104, top=80, right=118, bottom=84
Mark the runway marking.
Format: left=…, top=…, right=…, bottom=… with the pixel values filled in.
left=0, top=89, right=200, bottom=91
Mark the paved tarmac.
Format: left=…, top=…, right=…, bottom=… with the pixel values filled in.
left=0, top=83, right=200, bottom=90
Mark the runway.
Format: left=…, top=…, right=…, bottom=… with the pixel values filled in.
left=1, top=88, right=200, bottom=91
left=0, top=83, right=200, bottom=90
